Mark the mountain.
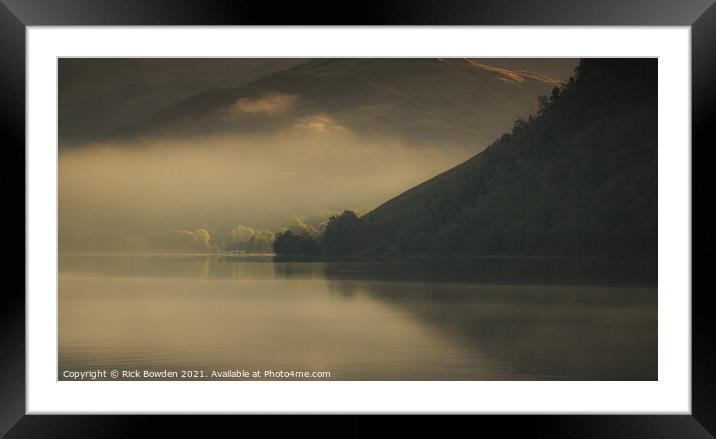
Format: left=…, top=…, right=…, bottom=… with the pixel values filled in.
left=316, top=59, right=658, bottom=258
left=111, top=58, right=566, bottom=149
left=59, top=58, right=304, bottom=146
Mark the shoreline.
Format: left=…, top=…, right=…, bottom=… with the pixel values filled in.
left=58, top=251, right=657, bottom=263
left=59, top=251, right=277, bottom=257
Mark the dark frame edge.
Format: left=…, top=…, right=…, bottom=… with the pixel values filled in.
left=692, top=0, right=716, bottom=436
left=0, top=0, right=26, bottom=437
left=2, top=0, right=714, bottom=437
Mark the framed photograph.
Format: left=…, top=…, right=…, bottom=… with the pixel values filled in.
left=2, top=0, right=712, bottom=436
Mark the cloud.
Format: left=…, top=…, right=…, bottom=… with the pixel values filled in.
left=294, top=115, right=346, bottom=133
left=463, top=59, right=564, bottom=86
left=230, top=93, right=298, bottom=116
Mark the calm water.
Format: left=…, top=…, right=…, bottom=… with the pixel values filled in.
left=59, top=255, right=657, bottom=380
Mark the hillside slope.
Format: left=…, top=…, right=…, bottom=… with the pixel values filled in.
left=111, top=58, right=564, bottom=149
left=324, top=59, right=658, bottom=258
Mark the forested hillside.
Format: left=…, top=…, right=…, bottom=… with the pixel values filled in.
left=314, top=59, right=657, bottom=258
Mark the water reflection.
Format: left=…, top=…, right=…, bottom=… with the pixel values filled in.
left=59, top=254, right=657, bottom=380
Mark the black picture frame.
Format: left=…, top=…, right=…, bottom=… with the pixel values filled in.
left=1, top=0, right=712, bottom=437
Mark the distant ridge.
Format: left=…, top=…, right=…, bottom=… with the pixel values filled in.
left=107, top=58, right=564, bottom=150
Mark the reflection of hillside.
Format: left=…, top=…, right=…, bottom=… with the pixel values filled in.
left=317, top=260, right=657, bottom=380
left=275, top=258, right=657, bottom=381
left=318, top=257, right=656, bottom=287
left=329, top=280, right=657, bottom=380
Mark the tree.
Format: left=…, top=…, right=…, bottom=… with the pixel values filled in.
left=512, top=118, right=528, bottom=134
left=286, top=217, right=319, bottom=237
left=321, top=210, right=362, bottom=258
left=550, top=86, right=561, bottom=102
left=159, top=229, right=212, bottom=252
left=537, top=95, right=550, bottom=113
left=226, top=225, right=255, bottom=251
left=250, top=230, right=275, bottom=253
left=225, top=225, right=274, bottom=253
left=273, top=230, right=319, bottom=257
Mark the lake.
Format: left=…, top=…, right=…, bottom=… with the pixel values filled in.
left=59, top=254, right=657, bottom=380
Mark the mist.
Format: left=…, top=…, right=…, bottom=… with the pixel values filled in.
left=59, top=125, right=475, bottom=252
